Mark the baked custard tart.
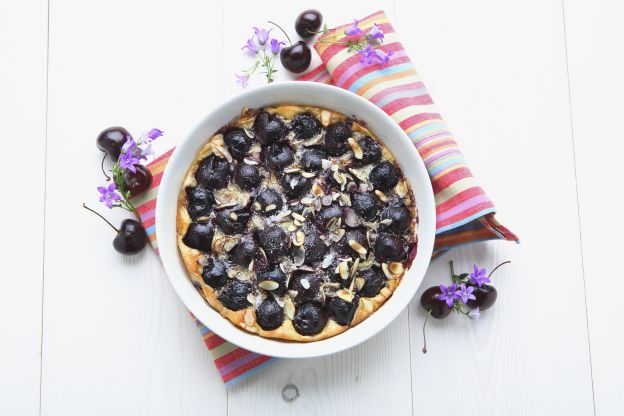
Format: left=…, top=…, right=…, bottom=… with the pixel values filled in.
left=177, top=105, right=417, bottom=342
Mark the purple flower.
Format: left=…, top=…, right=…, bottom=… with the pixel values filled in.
left=358, top=45, right=376, bottom=64
left=437, top=283, right=459, bottom=308
left=469, top=307, right=481, bottom=320
left=270, top=38, right=285, bottom=55
left=97, top=183, right=122, bottom=209
left=367, top=23, right=384, bottom=41
left=242, top=38, right=259, bottom=54
left=146, top=128, right=163, bottom=141
left=345, top=19, right=363, bottom=37
left=469, top=264, right=490, bottom=287
left=236, top=73, right=250, bottom=89
left=456, top=284, right=477, bottom=304
left=253, top=27, right=272, bottom=45
left=373, top=48, right=394, bottom=65
left=119, top=139, right=141, bottom=172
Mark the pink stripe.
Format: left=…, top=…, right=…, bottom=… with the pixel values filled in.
left=334, top=49, right=408, bottom=86
left=436, top=194, right=492, bottom=222
left=218, top=351, right=264, bottom=375
left=369, top=81, right=425, bottom=103
left=412, top=130, right=453, bottom=148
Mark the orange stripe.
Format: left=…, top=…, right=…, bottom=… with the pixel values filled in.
left=354, top=68, right=418, bottom=96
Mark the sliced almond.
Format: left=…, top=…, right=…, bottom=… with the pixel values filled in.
left=258, top=247, right=268, bottom=262
left=381, top=263, right=393, bottom=279
left=389, top=262, right=404, bottom=276
left=300, top=278, right=311, bottom=289
left=348, top=137, right=363, bottom=159
left=284, top=167, right=301, bottom=173
left=287, top=223, right=298, bottom=232
left=265, top=204, right=277, bottom=212
left=248, top=260, right=254, bottom=271
left=321, top=110, right=331, bottom=127
left=321, top=159, right=333, bottom=170
left=339, top=192, right=352, bottom=207
left=284, top=298, right=295, bottom=320
left=253, top=202, right=261, bottom=210
left=350, top=257, right=361, bottom=278
left=379, top=218, right=393, bottom=226
left=301, top=197, right=315, bottom=205
left=337, top=289, right=354, bottom=302
left=301, top=171, right=316, bottom=178
left=246, top=293, right=255, bottom=305
left=330, top=228, right=346, bottom=242
left=292, top=230, right=305, bottom=246
left=312, top=183, right=324, bottom=197
left=227, top=269, right=238, bottom=278
left=258, top=280, right=279, bottom=291
left=293, top=246, right=305, bottom=266
left=375, top=190, right=389, bottom=202
left=243, top=157, right=259, bottom=165
left=362, top=298, right=373, bottom=312
left=292, top=212, right=306, bottom=222
left=293, top=219, right=303, bottom=227
left=354, top=277, right=365, bottom=291
left=348, top=239, right=368, bottom=257
left=336, top=261, right=350, bottom=280
left=229, top=212, right=238, bottom=221
left=244, top=309, right=255, bottom=326
left=332, top=171, right=346, bottom=186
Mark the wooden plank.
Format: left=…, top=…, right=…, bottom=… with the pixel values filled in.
left=41, top=1, right=227, bottom=414
left=564, top=0, right=624, bottom=414
left=223, top=2, right=415, bottom=415
left=395, top=0, right=595, bottom=414
left=0, top=0, right=48, bottom=414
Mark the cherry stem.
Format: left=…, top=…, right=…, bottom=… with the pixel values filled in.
left=82, top=203, right=118, bottom=233
left=422, top=310, right=431, bottom=354
left=101, top=154, right=110, bottom=180
left=488, top=260, right=511, bottom=279
left=268, top=20, right=292, bottom=45
left=449, top=260, right=455, bottom=277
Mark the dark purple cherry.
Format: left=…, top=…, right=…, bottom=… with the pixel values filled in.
left=325, top=121, right=352, bottom=156
left=234, top=163, right=261, bottom=191
left=185, top=186, right=215, bottom=220
left=369, top=161, right=399, bottom=191
left=223, top=128, right=252, bottom=161
left=182, top=221, right=214, bottom=252
left=300, top=148, right=326, bottom=172
left=83, top=203, right=148, bottom=255
left=195, top=154, right=231, bottom=189
left=253, top=111, right=286, bottom=145
left=255, top=188, right=283, bottom=216
left=317, top=204, right=343, bottom=228
left=257, top=298, right=284, bottom=330
left=466, top=284, right=497, bottom=311
left=295, top=9, right=323, bottom=39
left=218, top=279, right=253, bottom=311
left=280, top=172, right=312, bottom=199
left=303, top=227, right=328, bottom=264
left=374, top=232, right=407, bottom=262
left=420, top=286, right=452, bottom=319
left=265, top=143, right=295, bottom=169
left=288, top=270, right=323, bottom=302
left=341, top=228, right=368, bottom=255
left=122, top=164, right=153, bottom=197
left=257, top=225, right=288, bottom=259
left=96, top=126, right=131, bottom=160
left=215, top=207, right=250, bottom=234
left=257, top=268, right=288, bottom=296
left=280, top=41, right=312, bottom=73
left=355, top=136, right=382, bottom=166
left=292, top=113, right=322, bottom=140
left=380, top=205, right=411, bottom=233
left=201, top=258, right=228, bottom=289
left=293, top=302, right=328, bottom=336
left=351, top=192, right=379, bottom=221
left=229, top=238, right=256, bottom=267
left=357, top=267, right=385, bottom=298
left=326, top=296, right=358, bottom=326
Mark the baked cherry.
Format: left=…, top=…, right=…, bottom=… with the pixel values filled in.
left=201, top=258, right=228, bottom=289
left=292, top=113, right=322, bottom=140
left=300, top=148, right=326, bottom=171
left=420, top=286, right=452, bottom=319
left=83, top=203, right=148, bottom=255
left=466, top=284, right=497, bottom=311
left=185, top=186, right=215, bottom=220
left=218, top=279, right=253, bottom=311
left=303, top=227, right=328, bottom=264
left=351, top=192, right=379, bottom=221
left=326, top=296, right=358, bottom=326
left=215, top=207, right=250, bottom=234
left=195, top=154, right=231, bottom=189
left=317, top=204, right=343, bottom=228
left=255, top=188, right=283, bottom=215
left=96, top=126, right=131, bottom=160
left=280, top=41, right=312, bottom=74
left=325, top=121, right=352, bottom=156
left=256, top=298, right=284, bottom=330
left=355, top=136, right=382, bottom=166
left=341, top=228, right=369, bottom=255
left=369, top=161, right=399, bottom=191
left=257, top=268, right=288, bottom=296
left=295, top=9, right=323, bottom=39
left=182, top=221, right=214, bottom=252
left=265, top=143, right=295, bottom=169
left=374, top=232, right=407, bottom=262
left=122, top=164, right=153, bottom=197
left=253, top=111, right=286, bottom=145
left=257, top=225, right=288, bottom=259
left=380, top=205, right=411, bottom=233
left=223, top=128, right=252, bottom=161
left=357, top=267, right=385, bottom=297
left=234, top=163, right=261, bottom=191
left=280, top=172, right=312, bottom=199
left=229, top=238, right=256, bottom=267
left=288, top=270, right=323, bottom=302
left=293, top=302, right=328, bottom=336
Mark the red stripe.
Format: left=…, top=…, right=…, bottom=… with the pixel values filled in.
left=418, top=138, right=457, bottom=158
left=298, top=65, right=327, bottom=81
left=432, top=167, right=473, bottom=193
left=381, top=95, right=434, bottom=115
left=203, top=333, right=227, bottom=350
left=437, top=200, right=496, bottom=229
left=435, top=187, right=487, bottom=214
left=151, top=170, right=164, bottom=188
left=214, top=346, right=254, bottom=368
left=399, top=113, right=442, bottom=130
left=136, top=198, right=156, bottom=215
left=221, top=355, right=274, bottom=383
left=369, top=81, right=425, bottom=103
left=341, top=54, right=412, bottom=90
left=332, top=43, right=406, bottom=89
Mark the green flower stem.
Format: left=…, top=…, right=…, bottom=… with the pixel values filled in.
left=111, top=164, right=141, bottom=221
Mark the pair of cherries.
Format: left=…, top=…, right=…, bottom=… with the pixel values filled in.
left=274, top=9, right=323, bottom=74
left=87, top=126, right=151, bottom=255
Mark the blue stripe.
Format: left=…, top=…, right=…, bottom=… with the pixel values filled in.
left=374, top=87, right=428, bottom=107
left=224, top=358, right=279, bottom=388
left=428, top=155, right=465, bottom=175
left=348, top=63, right=414, bottom=92
left=146, top=224, right=156, bottom=235
left=408, top=123, right=449, bottom=140
left=436, top=208, right=497, bottom=234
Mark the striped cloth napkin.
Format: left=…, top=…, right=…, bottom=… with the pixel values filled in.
left=131, top=9, right=517, bottom=387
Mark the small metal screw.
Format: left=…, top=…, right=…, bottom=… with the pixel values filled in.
left=281, top=384, right=300, bottom=403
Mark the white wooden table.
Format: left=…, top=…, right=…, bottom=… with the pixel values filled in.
left=1, top=0, right=622, bottom=414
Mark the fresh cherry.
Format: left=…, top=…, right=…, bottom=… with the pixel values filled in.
left=218, top=279, right=253, bottom=311
left=419, top=286, right=452, bottom=319
left=326, top=296, right=358, bottom=326
left=256, top=298, right=284, bottom=330
left=369, top=161, right=399, bottom=191
left=83, top=203, right=147, bottom=255
left=122, top=164, right=153, bottom=197
left=293, top=302, right=328, bottom=336
left=295, top=9, right=323, bottom=39
left=96, top=126, right=131, bottom=160
left=280, top=41, right=312, bottom=74
left=466, top=284, right=498, bottom=311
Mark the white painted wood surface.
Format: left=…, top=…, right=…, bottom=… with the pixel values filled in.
left=1, top=0, right=621, bottom=414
